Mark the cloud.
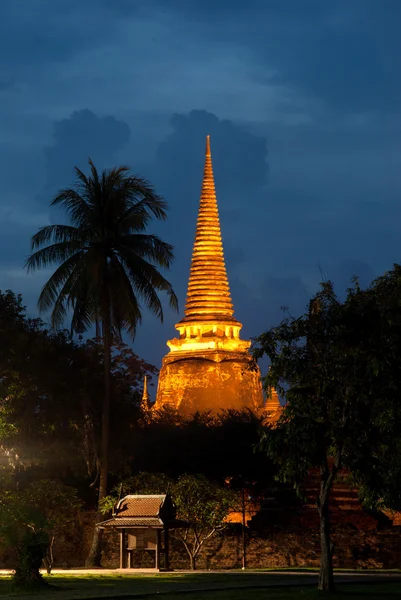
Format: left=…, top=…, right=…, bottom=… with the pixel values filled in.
left=0, top=0, right=400, bottom=372
left=140, top=0, right=401, bottom=114
left=40, top=109, right=131, bottom=195
left=156, top=109, right=268, bottom=191
left=0, top=0, right=124, bottom=75
left=0, top=108, right=132, bottom=327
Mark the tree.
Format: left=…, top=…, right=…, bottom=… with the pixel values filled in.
left=173, top=474, right=235, bottom=570
left=129, top=409, right=276, bottom=485
left=22, top=480, right=82, bottom=574
left=0, top=480, right=80, bottom=589
left=0, top=492, right=48, bottom=590
left=0, top=290, right=156, bottom=495
left=25, top=160, right=178, bottom=565
left=101, top=471, right=235, bottom=570
left=342, top=267, right=401, bottom=517
left=253, top=280, right=398, bottom=592
left=0, top=290, right=89, bottom=477
left=100, top=471, right=173, bottom=514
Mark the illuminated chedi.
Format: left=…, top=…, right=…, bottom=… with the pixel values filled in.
left=154, top=135, right=274, bottom=416
left=263, top=387, right=283, bottom=425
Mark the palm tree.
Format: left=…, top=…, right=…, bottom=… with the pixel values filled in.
left=26, top=159, right=178, bottom=565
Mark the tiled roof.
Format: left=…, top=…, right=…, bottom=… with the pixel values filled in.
left=115, top=495, right=166, bottom=518
left=98, top=517, right=163, bottom=528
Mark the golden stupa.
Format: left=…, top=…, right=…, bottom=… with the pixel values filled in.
left=154, top=135, right=274, bottom=416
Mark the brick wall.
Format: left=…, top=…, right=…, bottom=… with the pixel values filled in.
left=2, top=511, right=401, bottom=570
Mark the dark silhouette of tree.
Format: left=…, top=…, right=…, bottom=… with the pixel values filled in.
left=129, top=408, right=276, bottom=485
left=254, top=274, right=401, bottom=592
left=25, top=160, right=178, bottom=565
left=0, top=290, right=157, bottom=500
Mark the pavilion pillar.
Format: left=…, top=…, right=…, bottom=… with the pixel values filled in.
left=155, top=529, right=161, bottom=571
left=164, top=526, right=170, bottom=571
left=119, top=529, right=126, bottom=569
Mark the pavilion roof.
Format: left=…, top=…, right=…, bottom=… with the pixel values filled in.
left=114, top=495, right=166, bottom=518
left=96, top=494, right=187, bottom=529
left=98, top=517, right=163, bottom=528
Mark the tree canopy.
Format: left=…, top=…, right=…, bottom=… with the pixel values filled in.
left=253, top=268, right=401, bottom=591
left=0, top=290, right=155, bottom=495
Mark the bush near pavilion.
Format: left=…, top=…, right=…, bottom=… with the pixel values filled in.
left=101, top=471, right=237, bottom=570
left=0, top=480, right=80, bottom=590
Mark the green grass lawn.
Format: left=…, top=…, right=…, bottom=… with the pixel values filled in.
left=0, top=573, right=400, bottom=600
left=155, top=586, right=401, bottom=600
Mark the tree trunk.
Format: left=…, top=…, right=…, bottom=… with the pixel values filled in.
left=317, top=467, right=334, bottom=592
left=189, top=555, right=196, bottom=570
left=318, top=493, right=333, bottom=591
left=241, top=488, right=246, bottom=570
left=85, top=308, right=112, bottom=567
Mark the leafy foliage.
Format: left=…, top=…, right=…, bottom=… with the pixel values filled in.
left=129, top=408, right=276, bottom=486
left=253, top=273, right=401, bottom=591
left=0, top=479, right=80, bottom=589
left=100, top=472, right=173, bottom=514
left=0, top=290, right=155, bottom=494
left=173, top=474, right=236, bottom=570
left=22, top=480, right=82, bottom=573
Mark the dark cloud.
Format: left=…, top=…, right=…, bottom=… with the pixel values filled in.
left=0, top=1, right=125, bottom=78
left=42, top=109, right=130, bottom=193
left=0, top=0, right=400, bottom=371
left=156, top=110, right=267, bottom=192
left=0, top=108, right=131, bottom=312
left=144, top=0, right=401, bottom=113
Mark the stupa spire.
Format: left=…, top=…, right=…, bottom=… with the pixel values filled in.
left=181, top=135, right=235, bottom=323
left=141, top=375, right=150, bottom=410
left=154, top=135, right=264, bottom=415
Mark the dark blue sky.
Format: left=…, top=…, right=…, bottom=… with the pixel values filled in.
left=1, top=0, right=401, bottom=374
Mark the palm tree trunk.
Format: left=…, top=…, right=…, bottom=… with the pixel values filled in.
left=85, top=306, right=112, bottom=567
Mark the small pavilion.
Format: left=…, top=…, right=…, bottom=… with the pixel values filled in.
left=97, top=494, right=185, bottom=570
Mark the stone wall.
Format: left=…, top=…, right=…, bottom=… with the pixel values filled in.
left=99, top=525, right=401, bottom=570
left=2, top=511, right=401, bottom=570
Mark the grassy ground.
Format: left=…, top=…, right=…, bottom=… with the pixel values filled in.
left=0, top=573, right=400, bottom=599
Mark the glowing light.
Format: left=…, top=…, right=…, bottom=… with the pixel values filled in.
left=154, top=136, right=269, bottom=417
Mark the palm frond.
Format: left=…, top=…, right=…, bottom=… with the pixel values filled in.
left=71, top=296, right=97, bottom=335
left=50, top=189, right=93, bottom=228
left=37, top=252, right=84, bottom=314
left=117, top=234, right=175, bottom=268
left=126, top=177, right=168, bottom=220
left=26, top=241, right=83, bottom=272
left=108, top=254, right=142, bottom=339
left=30, top=225, right=82, bottom=249
left=119, top=251, right=179, bottom=321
